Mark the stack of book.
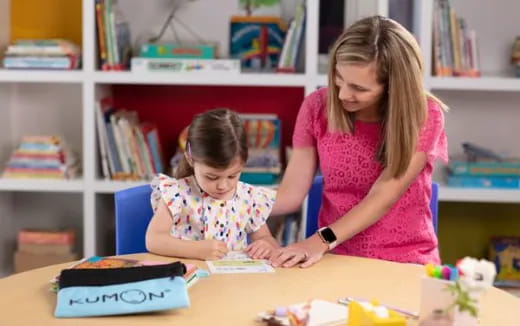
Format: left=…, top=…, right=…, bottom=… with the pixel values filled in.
left=131, top=43, right=240, bottom=74
left=2, top=136, right=80, bottom=179
left=3, top=39, right=81, bottom=70
left=447, top=159, right=520, bottom=189
left=15, top=229, right=78, bottom=273
left=240, top=114, right=281, bottom=185
left=96, top=98, right=165, bottom=180
left=432, top=0, right=480, bottom=77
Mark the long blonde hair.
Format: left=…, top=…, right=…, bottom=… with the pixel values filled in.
left=327, top=16, right=444, bottom=178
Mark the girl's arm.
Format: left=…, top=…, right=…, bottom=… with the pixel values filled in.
left=270, top=151, right=428, bottom=268
left=246, top=224, right=280, bottom=259
left=270, top=147, right=318, bottom=216
left=145, top=200, right=228, bottom=260
left=249, top=224, right=279, bottom=247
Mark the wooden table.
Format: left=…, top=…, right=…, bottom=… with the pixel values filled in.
left=0, top=253, right=518, bottom=325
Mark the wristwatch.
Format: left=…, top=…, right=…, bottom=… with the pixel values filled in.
left=317, top=227, right=337, bottom=250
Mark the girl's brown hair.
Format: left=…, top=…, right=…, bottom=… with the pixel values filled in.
left=327, top=16, right=446, bottom=178
left=175, top=108, right=248, bottom=178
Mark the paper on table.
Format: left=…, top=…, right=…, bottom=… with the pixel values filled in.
left=206, top=251, right=275, bottom=274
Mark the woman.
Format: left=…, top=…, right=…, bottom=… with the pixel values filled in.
left=269, top=16, right=448, bottom=268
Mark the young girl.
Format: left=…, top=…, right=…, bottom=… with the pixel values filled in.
left=270, top=16, right=448, bottom=268
left=146, top=109, right=279, bottom=260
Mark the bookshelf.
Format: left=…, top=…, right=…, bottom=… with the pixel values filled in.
left=0, top=0, right=518, bottom=275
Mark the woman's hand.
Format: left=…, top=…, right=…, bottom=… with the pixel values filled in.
left=195, top=240, right=229, bottom=260
left=269, top=234, right=328, bottom=268
left=246, top=238, right=279, bottom=259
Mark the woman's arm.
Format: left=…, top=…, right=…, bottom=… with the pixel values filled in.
left=145, top=200, right=228, bottom=260
left=270, top=151, right=428, bottom=268
left=270, top=147, right=318, bottom=216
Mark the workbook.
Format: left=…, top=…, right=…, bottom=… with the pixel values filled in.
left=205, top=251, right=275, bottom=274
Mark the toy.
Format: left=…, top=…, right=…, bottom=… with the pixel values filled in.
left=347, top=300, right=407, bottom=326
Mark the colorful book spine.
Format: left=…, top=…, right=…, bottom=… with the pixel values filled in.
left=140, top=43, right=216, bottom=59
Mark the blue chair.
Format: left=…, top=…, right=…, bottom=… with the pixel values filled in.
left=114, top=184, right=153, bottom=255
left=303, top=176, right=439, bottom=238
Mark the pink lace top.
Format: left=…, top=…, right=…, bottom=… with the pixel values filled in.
left=293, top=87, right=448, bottom=264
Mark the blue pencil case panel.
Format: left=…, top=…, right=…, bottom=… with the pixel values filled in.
left=55, top=276, right=189, bottom=317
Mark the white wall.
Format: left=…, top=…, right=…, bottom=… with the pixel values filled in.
left=10, top=83, right=83, bottom=156
left=435, top=90, right=520, bottom=158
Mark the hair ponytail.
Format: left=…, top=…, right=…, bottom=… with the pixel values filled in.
left=174, top=155, right=194, bottom=179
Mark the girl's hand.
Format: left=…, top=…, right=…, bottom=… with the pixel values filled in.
left=269, top=234, right=328, bottom=268
left=196, top=240, right=229, bottom=260
left=246, top=239, right=279, bottom=259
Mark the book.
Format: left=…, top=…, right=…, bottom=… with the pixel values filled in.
left=449, top=160, right=520, bottom=177
left=18, top=229, right=75, bottom=246
left=277, top=0, right=305, bottom=72
left=140, top=43, right=216, bottom=59
left=131, top=57, right=241, bottom=73
left=6, top=39, right=80, bottom=56
left=3, top=55, right=79, bottom=70
left=239, top=114, right=282, bottom=184
left=50, top=256, right=204, bottom=292
left=447, top=175, right=520, bottom=189
left=229, top=16, right=286, bottom=70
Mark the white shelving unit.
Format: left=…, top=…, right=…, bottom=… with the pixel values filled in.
left=0, top=0, right=518, bottom=274
left=417, top=0, right=520, bottom=203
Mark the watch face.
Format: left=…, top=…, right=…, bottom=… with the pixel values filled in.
left=320, top=227, right=337, bottom=243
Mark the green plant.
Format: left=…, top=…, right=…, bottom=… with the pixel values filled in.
left=444, top=281, right=479, bottom=317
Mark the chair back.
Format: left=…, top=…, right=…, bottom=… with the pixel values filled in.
left=303, top=176, right=439, bottom=238
left=114, top=184, right=153, bottom=255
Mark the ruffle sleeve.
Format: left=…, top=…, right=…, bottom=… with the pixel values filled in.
left=150, top=174, right=182, bottom=215
left=417, top=99, right=449, bottom=164
left=244, top=186, right=277, bottom=233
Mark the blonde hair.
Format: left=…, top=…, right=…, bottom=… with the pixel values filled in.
left=327, top=16, right=445, bottom=178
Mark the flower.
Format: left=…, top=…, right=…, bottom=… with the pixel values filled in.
left=457, top=257, right=497, bottom=290
left=444, top=257, right=497, bottom=318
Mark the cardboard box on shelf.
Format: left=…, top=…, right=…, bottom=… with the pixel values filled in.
left=14, top=251, right=78, bottom=273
